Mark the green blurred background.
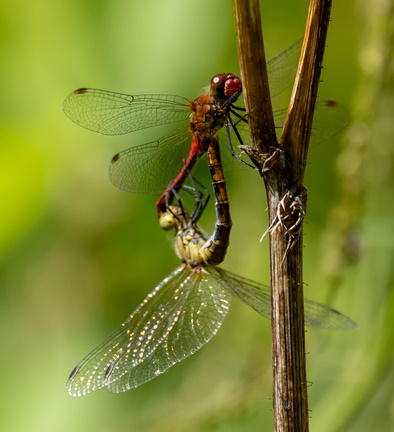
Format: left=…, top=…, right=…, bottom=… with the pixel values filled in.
left=1, top=0, right=393, bottom=431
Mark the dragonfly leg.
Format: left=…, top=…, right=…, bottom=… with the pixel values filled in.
left=180, top=180, right=210, bottom=224
left=169, top=181, right=210, bottom=225
left=156, top=147, right=201, bottom=217
left=229, top=108, right=249, bottom=126
left=224, top=120, right=258, bottom=170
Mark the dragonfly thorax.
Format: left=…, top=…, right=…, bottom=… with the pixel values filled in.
left=175, top=227, right=207, bottom=267
left=189, top=73, right=241, bottom=146
left=190, top=94, right=228, bottom=144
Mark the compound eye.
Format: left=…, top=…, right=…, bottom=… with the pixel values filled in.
left=159, top=212, right=176, bottom=231
left=210, top=73, right=242, bottom=101
left=210, top=74, right=227, bottom=100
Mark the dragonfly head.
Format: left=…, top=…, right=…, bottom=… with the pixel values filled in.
left=210, top=73, right=242, bottom=103
left=159, top=205, right=189, bottom=232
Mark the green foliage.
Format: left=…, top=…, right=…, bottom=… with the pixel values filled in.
left=0, top=0, right=392, bottom=431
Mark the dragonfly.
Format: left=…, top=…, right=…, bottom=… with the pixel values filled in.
left=63, top=41, right=306, bottom=216
left=160, top=136, right=232, bottom=267
left=66, top=184, right=357, bottom=397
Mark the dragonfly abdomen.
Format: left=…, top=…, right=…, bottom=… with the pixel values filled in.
left=199, top=137, right=232, bottom=266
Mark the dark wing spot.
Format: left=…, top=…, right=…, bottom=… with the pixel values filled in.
left=104, top=364, right=114, bottom=380
left=68, top=366, right=80, bottom=381
left=74, top=88, right=89, bottom=95
left=111, top=153, right=121, bottom=163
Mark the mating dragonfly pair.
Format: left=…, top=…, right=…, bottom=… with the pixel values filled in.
left=63, top=41, right=355, bottom=396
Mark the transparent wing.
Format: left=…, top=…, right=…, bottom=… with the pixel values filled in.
left=224, top=101, right=349, bottom=171
left=62, top=89, right=191, bottom=135
left=109, top=126, right=193, bottom=194
left=106, top=268, right=231, bottom=392
left=207, top=267, right=357, bottom=330
left=267, top=39, right=302, bottom=97
left=66, top=266, right=231, bottom=396
left=62, top=42, right=302, bottom=136
left=300, top=298, right=357, bottom=330
left=206, top=267, right=272, bottom=319
left=273, top=101, right=350, bottom=144
left=309, top=101, right=350, bottom=144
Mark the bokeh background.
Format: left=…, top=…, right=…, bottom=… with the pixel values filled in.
left=1, top=0, right=393, bottom=431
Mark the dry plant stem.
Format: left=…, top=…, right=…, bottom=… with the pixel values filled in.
left=233, top=0, right=332, bottom=431
left=280, top=0, right=333, bottom=181
left=232, top=0, right=278, bottom=153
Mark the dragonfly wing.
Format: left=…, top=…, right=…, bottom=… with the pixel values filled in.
left=206, top=267, right=272, bottom=319
left=63, top=89, right=191, bottom=135
left=273, top=101, right=350, bottom=144
left=66, top=266, right=232, bottom=396
left=109, top=126, right=193, bottom=194
left=302, top=298, right=358, bottom=330
left=308, top=101, right=350, bottom=144
left=267, top=40, right=302, bottom=98
left=66, top=266, right=189, bottom=396
left=207, top=268, right=357, bottom=330
left=106, top=268, right=231, bottom=392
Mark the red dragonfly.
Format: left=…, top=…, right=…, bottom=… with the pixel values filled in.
left=63, top=41, right=305, bottom=215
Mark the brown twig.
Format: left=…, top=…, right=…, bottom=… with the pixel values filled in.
left=232, top=0, right=332, bottom=431
left=232, top=0, right=278, bottom=154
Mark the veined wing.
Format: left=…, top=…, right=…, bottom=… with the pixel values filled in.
left=66, top=266, right=231, bottom=396
left=207, top=267, right=357, bottom=330
left=222, top=101, right=349, bottom=177
left=223, top=102, right=349, bottom=171
left=62, top=89, right=191, bottom=135
left=109, top=126, right=193, bottom=194
left=62, top=42, right=302, bottom=136
left=106, top=268, right=231, bottom=392
left=267, top=39, right=302, bottom=98
left=308, top=101, right=350, bottom=144
left=273, top=101, right=350, bottom=145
